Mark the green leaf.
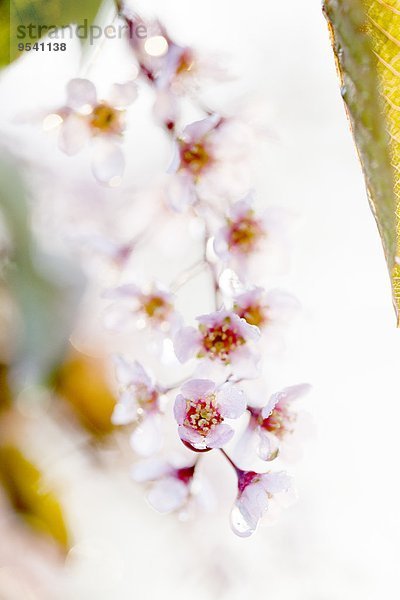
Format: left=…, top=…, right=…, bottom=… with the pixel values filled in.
left=323, top=0, right=400, bottom=323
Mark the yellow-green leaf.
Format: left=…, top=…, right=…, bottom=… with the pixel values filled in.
left=0, top=445, right=70, bottom=550
left=55, top=350, right=116, bottom=437
left=324, top=0, right=400, bottom=323
left=0, top=0, right=103, bottom=67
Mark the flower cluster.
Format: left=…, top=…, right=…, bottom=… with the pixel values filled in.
left=35, top=6, right=311, bottom=537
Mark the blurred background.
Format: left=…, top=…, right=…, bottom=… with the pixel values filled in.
left=1, top=0, right=400, bottom=598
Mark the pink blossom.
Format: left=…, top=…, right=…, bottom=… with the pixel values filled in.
left=131, top=457, right=196, bottom=514
left=231, top=470, right=293, bottom=537
left=174, top=379, right=246, bottom=450
left=56, top=78, right=137, bottom=184
left=112, top=355, right=163, bottom=456
left=103, top=282, right=180, bottom=334
left=167, top=114, right=222, bottom=210
left=118, top=9, right=226, bottom=128
left=248, top=383, right=311, bottom=461
left=173, top=308, right=260, bottom=376
left=167, top=114, right=256, bottom=211
left=214, top=193, right=266, bottom=261
left=232, top=286, right=300, bottom=329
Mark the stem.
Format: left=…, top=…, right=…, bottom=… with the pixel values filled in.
left=201, top=219, right=221, bottom=311
left=219, top=448, right=241, bottom=476
left=170, top=259, right=207, bottom=293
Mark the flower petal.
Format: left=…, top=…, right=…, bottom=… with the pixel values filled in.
left=91, top=139, right=124, bottom=185
left=167, top=173, right=196, bottom=211
left=213, top=228, right=229, bottom=259
left=257, top=429, right=277, bottom=461
left=131, top=458, right=171, bottom=482
left=182, top=114, right=220, bottom=143
left=130, top=413, right=163, bottom=457
left=229, top=195, right=254, bottom=220
left=153, top=89, right=178, bottom=125
left=234, top=313, right=260, bottom=341
left=177, top=424, right=204, bottom=445
left=260, top=395, right=279, bottom=420
left=173, top=394, right=187, bottom=425
left=58, top=114, right=90, bottom=155
left=236, top=479, right=268, bottom=532
left=204, top=423, right=234, bottom=448
left=230, top=346, right=260, bottom=379
left=262, top=384, right=311, bottom=419
left=264, top=289, right=301, bottom=321
left=181, top=379, right=215, bottom=400
left=217, top=384, right=246, bottom=418
left=102, top=283, right=140, bottom=301
left=111, top=398, right=137, bottom=426
left=113, top=355, right=152, bottom=387
left=233, top=287, right=264, bottom=309
left=173, top=326, right=201, bottom=363
left=108, top=81, right=138, bottom=108
left=147, top=477, right=188, bottom=513
left=260, top=471, right=293, bottom=494
left=66, top=78, right=97, bottom=110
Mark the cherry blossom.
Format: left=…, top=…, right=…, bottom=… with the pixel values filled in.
left=231, top=469, right=293, bottom=537
left=131, top=457, right=196, bottom=513
left=55, top=77, right=137, bottom=184
left=174, top=379, right=246, bottom=450
left=167, top=114, right=222, bottom=209
left=117, top=8, right=227, bottom=128
left=232, top=286, right=300, bottom=329
left=112, top=355, right=163, bottom=456
left=167, top=115, right=258, bottom=212
left=214, top=193, right=266, bottom=260
left=174, top=308, right=260, bottom=376
left=103, top=282, right=180, bottom=334
left=247, top=383, right=311, bottom=461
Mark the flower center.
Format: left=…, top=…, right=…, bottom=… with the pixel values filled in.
left=259, top=405, right=295, bottom=439
left=199, top=317, right=245, bottom=363
left=142, top=294, right=172, bottom=323
left=175, top=465, right=195, bottom=484
left=235, top=302, right=266, bottom=328
left=227, top=212, right=264, bottom=254
left=176, top=50, right=195, bottom=75
left=238, top=470, right=259, bottom=493
left=184, top=394, right=223, bottom=436
left=90, top=103, right=123, bottom=134
left=179, top=141, right=211, bottom=176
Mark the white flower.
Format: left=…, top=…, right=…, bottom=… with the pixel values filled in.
left=131, top=457, right=196, bottom=513
left=248, top=383, right=311, bottom=461
left=173, top=308, right=260, bottom=377
left=213, top=193, right=291, bottom=277
left=231, top=470, right=293, bottom=537
left=167, top=115, right=254, bottom=211
left=174, top=378, right=246, bottom=450
left=56, top=78, right=137, bottom=184
left=214, top=193, right=266, bottom=259
left=117, top=9, right=228, bottom=128
left=112, top=355, right=163, bottom=456
left=103, top=282, right=180, bottom=334
left=232, top=286, right=300, bottom=329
